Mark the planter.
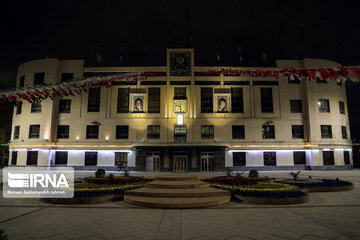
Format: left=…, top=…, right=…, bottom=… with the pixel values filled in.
left=42, top=193, right=123, bottom=204
left=274, top=179, right=354, bottom=192
left=234, top=194, right=309, bottom=205
left=303, top=184, right=354, bottom=192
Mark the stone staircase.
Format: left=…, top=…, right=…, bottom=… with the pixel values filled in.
left=124, top=175, right=230, bottom=208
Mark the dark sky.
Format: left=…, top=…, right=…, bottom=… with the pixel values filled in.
left=1, top=0, right=360, bottom=68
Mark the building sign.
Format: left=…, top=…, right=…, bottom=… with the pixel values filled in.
left=170, top=52, right=191, bottom=76
left=173, top=99, right=188, bottom=113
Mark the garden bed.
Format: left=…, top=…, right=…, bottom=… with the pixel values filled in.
left=274, top=178, right=354, bottom=192
left=207, top=176, right=272, bottom=185
left=212, top=183, right=308, bottom=204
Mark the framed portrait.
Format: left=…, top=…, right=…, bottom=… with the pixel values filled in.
left=217, top=96, right=228, bottom=112
left=133, top=96, right=144, bottom=112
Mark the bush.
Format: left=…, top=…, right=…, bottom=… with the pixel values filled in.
left=0, top=229, right=8, bottom=240
left=73, top=183, right=144, bottom=197
left=95, top=169, right=106, bottom=178
left=248, top=169, right=259, bottom=178
left=108, top=174, right=114, bottom=180
left=274, top=178, right=353, bottom=189
left=289, top=171, right=301, bottom=180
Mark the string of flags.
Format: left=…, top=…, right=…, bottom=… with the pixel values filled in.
left=0, top=66, right=359, bottom=111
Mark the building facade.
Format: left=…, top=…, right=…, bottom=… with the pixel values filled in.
left=8, top=49, right=353, bottom=172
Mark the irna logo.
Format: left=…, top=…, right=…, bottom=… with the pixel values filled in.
left=7, top=172, right=70, bottom=188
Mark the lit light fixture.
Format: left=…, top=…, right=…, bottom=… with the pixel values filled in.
left=105, top=136, right=109, bottom=142
left=90, top=121, right=101, bottom=126
left=177, top=114, right=184, bottom=125
left=76, top=136, right=80, bottom=142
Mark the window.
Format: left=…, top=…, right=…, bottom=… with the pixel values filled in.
left=260, top=88, right=273, bottom=113
left=264, top=152, right=276, bottom=166
left=293, top=151, right=306, bottom=165
left=318, top=99, right=330, bottom=112
left=231, top=88, right=244, bottom=113
left=86, top=125, right=99, bottom=139
left=233, top=152, right=246, bottom=166
left=14, top=126, right=20, bottom=139
left=88, top=88, right=100, bottom=112
left=201, top=88, right=213, bottom=113
left=323, top=151, right=334, bottom=165
left=174, top=87, right=186, bottom=99
left=288, top=76, right=300, bottom=84
left=174, top=125, right=187, bottom=142
left=321, top=125, right=332, bottom=138
left=147, top=125, right=160, bottom=139
left=201, top=125, right=214, bottom=139
left=290, top=100, right=302, bottom=113
left=61, top=73, right=73, bottom=82
left=148, top=88, right=160, bottom=113
left=344, top=151, right=350, bottom=165
left=31, top=100, right=42, bottom=113
left=262, top=125, right=275, bottom=139
left=339, top=101, right=345, bottom=114
left=232, top=125, right=245, bottom=139
left=19, top=76, right=25, bottom=87
left=29, top=125, right=40, bottom=138
left=27, top=151, right=38, bottom=165
left=55, top=151, right=68, bottom=165
left=57, top=125, right=69, bottom=139
left=117, top=88, right=129, bottom=113
left=16, top=102, right=22, bottom=114
left=115, top=152, right=128, bottom=168
left=11, top=151, right=18, bottom=165
left=85, top=152, right=98, bottom=166
left=59, top=99, right=71, bottom=113
left=316, top=77, right=327, bottom=83
left=34, top=72, right=45, bottom=85
left=116, top=125, right=129, bottom=139
left=341, top=126, right=347, bottom=139
left=292, top=125, right=304, bottom=139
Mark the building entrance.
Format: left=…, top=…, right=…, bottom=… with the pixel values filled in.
left=201, top=152, right=215, bottom=172
left=173, top=155, right=188, bottom=172
left=146, top=152, right=160, bottom=171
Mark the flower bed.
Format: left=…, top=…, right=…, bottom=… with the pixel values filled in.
left=273, top=178, right=354, bottom=192
left=212, top=183, right=308, bottom=204
left=84, top=176, right=150, bottom=185
left=207, top=176, right=272, bottom=185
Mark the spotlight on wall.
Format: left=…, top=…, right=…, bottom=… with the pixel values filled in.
left=76, top=136, right=80, bottom=142
left=105, top=136, right=109, bottom=142
left=90, top=121, right=101, bottom=126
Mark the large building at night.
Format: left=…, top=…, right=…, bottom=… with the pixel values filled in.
left=8, top=49, right=353, bottom=172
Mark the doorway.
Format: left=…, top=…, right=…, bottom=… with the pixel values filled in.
left=173, top=155, right=188, bottom=172
left=201, top=152, right=215, bottom=172
left=146, top=152, right=160, bottom=171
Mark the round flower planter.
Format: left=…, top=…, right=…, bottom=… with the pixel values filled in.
left=234, top=193, right=309, bottom=205
left=302, top=184, right=354, bottom=192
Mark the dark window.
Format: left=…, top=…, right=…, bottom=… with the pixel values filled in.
left=292, top=125, right=304, bottom=139
left=14, top=126, right=20, bottom=139
left=339, top=101, right=345, bottom=114
left=174, top=87, right=187, bottom=99
left=16, top=102, right=22, bottom=114
left=232, top=125, right=245, bottom=139
left=59, top=99, right=71, bottom=113
left=61, top=73, right=73, bottom=82
left=34, top=72, right=45, bottom=85
left=201, top=125, right=214, bottom=139
left=201, top=88, right=213, bottom=113
left=86, top=125, right=99, bottom=139
left=341, top=126, right=347, bottom=139
left=318, top=99, right=330, bottom=112
left=293, top=151, right=306, bottom=165
left=290, top=100, right=302, bottom=113
left=31, top=100, right=42, bottom=113
left=27, top=151, right=38, bottom=165
left=57, top=125, right=69, bottom=139
left=288, top=76, right=300, bottom=84
left=174, top=125, right=187, bottom=142
left=116, top=125, right=129, bottom=139
left=316, top=77, right=327, bottom=83
left=88, top=88, right=100, bottom=112
left=262, top=125, right=275, bottom=139
left=117, top=88, right=129, bottom=113
left=323, top=151, right=334, bottom=165
left=55, top=151, right=68, bottom=165
left=85, top=152, right=98, bottom=166
left=321, top=125, right=332, bottom=138
left=260, top=88, right=273, bottom=113
left=231, top=88, right=244, bottom=113
left=264, top=152, right=276, bottom=166
left=344, top=151, right=350, bottom=165
left=11, top=151, right=18, bottom=165
left=115, top=152, right=128, bottom=168
left=29, top=125, right=40, bottom=139
left=148, top=88, right=161, bottom=113
left=233, top=152, right=246, bottom=166
left=147, top=125, right=160, bottom=139
left=19, top=76, right=25, bottom=87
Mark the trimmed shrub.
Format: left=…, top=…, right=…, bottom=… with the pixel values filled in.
left=248, top=170, right=259, bottom=178
left=95, top=169, right=106, bottom=178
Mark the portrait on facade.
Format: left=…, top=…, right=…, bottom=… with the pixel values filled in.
left=217, top=96, right=227, bottom=112
left=133, top=96, right=144, bottom=112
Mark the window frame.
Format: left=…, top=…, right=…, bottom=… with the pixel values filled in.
left=147, top=125, right=160, bottom=139
left=341, top=126, right=347, bottom=139
left=57, top=125, right=70, bottom=139
left=55, top=151, right=68, bottom=165
left=174, top=125, right=187, bottom=142
left=291, top=125, right=304, bottom=139
left=86, top=125, right=99, bottom=139
left=232, top=125, right=245, bottom=139
left=290, top=100, right=302, bottom=113
left=16, top=102, right=22, bottom=115
left=116, top=125, right=129, bottom=139
left=323, top=151, right=334, bottom=165
left=231, top=87, right=244, bottom=113
left=148, top=88, right=161, bottom=113
left=321, top=125, right=332, bottom=138
left=201, top=125, right=214, bottom=139
left=260, top=88, right=273, bottom=113
left=31, top=100, right=42, bottom=113
left=233, top=152, right=246, bottom=166
left=318, top=99, right=330, bottom=113
left=117, top=88, right=130, bottom=113
left=14, top=126, right=20, bottom=139
left=262, top=125, right=275, bottom=139
left=29, top=124, right=40, bottom=139
left=85, top=152, right=98, bottom=166
left=339, top=101, right=345, bottom=114
left=264, top=152, right=276, bottom=166
left=201, top=88, right=213, bottom=113
left=87, top=88, right=101, bottom=112
left=293, top=151, right=306, bottom=165
left=34, top=72, right=45, bottom=85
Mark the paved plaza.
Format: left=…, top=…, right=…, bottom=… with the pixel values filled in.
left=1, top=170, right=360, bottom=240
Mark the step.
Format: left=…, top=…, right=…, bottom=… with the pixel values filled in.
left=155, top=175, right=199, bottom=181
left=124, top=195, right=231, bottom=208
left=125, top=187, right=230, bottom=198
left=146, top=180, right=210, bottom=189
